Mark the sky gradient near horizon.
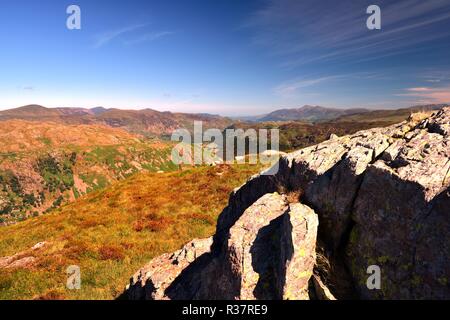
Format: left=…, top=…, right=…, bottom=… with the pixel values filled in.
left=0, top=0, right=450, bottom=115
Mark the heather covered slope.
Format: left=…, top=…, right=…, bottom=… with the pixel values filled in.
left=0, top=164, right=262, bottom=299
left=0, top=120, right=140, bottom=153
left=0, top=120, right=177, bottom=224
left=126, top=107, right=450, bottom=300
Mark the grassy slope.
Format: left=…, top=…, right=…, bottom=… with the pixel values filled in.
left=0, top=120, right=178, bottom=223
left=0, top=164, right=261, bottom=300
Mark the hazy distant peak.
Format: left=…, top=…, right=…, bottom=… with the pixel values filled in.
left=259, top=105, right=370, bottom=122
left=90, top=107, right=108, bottom=115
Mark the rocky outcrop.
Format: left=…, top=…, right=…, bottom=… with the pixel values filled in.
left=0, top=241, right=46, bottom=269
left=223, top=194, right=318, bottom=300
left=347, top=111, right=450, bottom=299
left=126, top=193, right=319, bottom=300
left=125, top=107, right=450, bottom=300
left=126, top=237, right=213, bottom=300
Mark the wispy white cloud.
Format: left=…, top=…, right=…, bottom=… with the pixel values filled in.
left=406, top=87, right=433, bottom=92
left=274, top=76, right=339, bottom=97
left=124, top=31, right=174, bottom=46
left=397, top=86, right=450, bottom=103
left=273, top=72, right=387, bottom=98
left=93, top=24, right=148, bottom=48
left=421, top=69, right=450, bottom=84
left=244, top=0, right=450, bottom=67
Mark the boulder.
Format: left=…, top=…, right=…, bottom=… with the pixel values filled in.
left=223, top=193, right=318, bottom=300
left=284, top=123, right=404, bottom=247
left=0, top=241, right=46, bottom=269
left=125, top=193, right=319, bottom=300
left=347, top=126, right=450, bottom=299
left=126, top=237, right=213, bottom=300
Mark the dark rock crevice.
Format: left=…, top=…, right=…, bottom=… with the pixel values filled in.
left=441, top=159, right=450, bottom=188
left=251, top=213, right=292, bottom=299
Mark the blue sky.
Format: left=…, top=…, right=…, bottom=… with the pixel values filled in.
left=0, top=0, right=450, bottom=115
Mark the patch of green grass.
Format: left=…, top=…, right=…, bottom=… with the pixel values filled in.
left=84, top=146, right=122, bottom=169
left=38, top=137, right=52, bottom=146
left=36, top=154, right=74, bottom=193
left=0, top=152, right=18, bottom=162
left=80, top=173, right=109, bottom=192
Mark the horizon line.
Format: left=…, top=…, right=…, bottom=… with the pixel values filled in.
left=1, top=102, right=448, bottom=118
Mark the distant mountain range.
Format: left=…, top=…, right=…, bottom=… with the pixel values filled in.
left=0, top=104, right=447, bottom=136
left=232, top=104, right=447, bottom=122
left=258, top=105, right=369, bottom=122
left=0, top=105, right=232, bottom=137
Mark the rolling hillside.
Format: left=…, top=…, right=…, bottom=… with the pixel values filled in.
left=0, top=164, right=262, bottom=300
left=1, top=103, right=442, bottom=223
left=0, top=105, right=233, bottom=137
left=0, top=120, right=178, bottom=224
